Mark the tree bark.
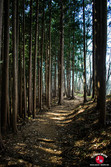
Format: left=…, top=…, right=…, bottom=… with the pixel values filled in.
left=0, top=0, right=4, bottom=58
left=23, top=0, right=27, bottom=118
left=19, top=24, right=23, bottom=118
left=40, top=1, right=45, bottom=110
left=38, top=40, right=40, bottom=108
left=58, top=1, right=64, bottom=105
left=1, top=0, right=9, bottom=134
left=64, top=68, right=66, bottom=96
left=54, top=53, right=57, bottom=97
left=83, top=0, right=87, bottom=102
left=95, top=0, right=107, bottom=125
left=72, top=14, right=75, bottom=99
left=0, top=0, right=4, bottom=138
left=67, top=38, right=71, bottom=98
left=47, top=0, right=51, bottom=108
left=28, top=0, right=32, bottom=116
left=16, top=0, right=19, bottom=119
left=92, top=0, right=97, bottom=100
left=92, top=0, right=95, bottom=99
left=12, top=0, right=18, bottom=132
left=33, top=0, right=39, bottom=118
left=45, top=39, right=48, bottom=104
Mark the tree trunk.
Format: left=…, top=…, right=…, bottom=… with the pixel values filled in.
left=19, top=25, right=22, bottom=118
left=0, top=0, right=4, bottom=58
left=23, top=0, right=27, bottom=118
left=0, top=0, right=4, bottom=141
left=45, top=39, right=48, bottom=104
left=89, top=55, right=92, bottom=96
left=12, top=0, right=18, bottom=132
left=16, top=0, right=19, bottom=119
left=38, top=41, right=40, bottom=108
left=95, top=0, right=107, bottom=125
left=92, top=0, right=95, bottom=99
left=40, top=1, right=45, bottom=110
left=72, top=15, right=75, bottom=99
left=66, top=65, right=68, bottom=97
left=83, top=0, right=87, bottom=102
left=92, top=0, right=97, bottom=101
left=28, top=0, right=32, bottom=116
left=64, top=68, right=66, bottom=96
left=47, top=0, right=51, bottom=108
left=67, top=38, right=71, bottom=98
left=1, top=0, right=9, bottom=134
left=33, top=0, right=39, bottom=118
left=58, top=1, right=64, bottom=105
left=54, top=53, right=57, bottom=97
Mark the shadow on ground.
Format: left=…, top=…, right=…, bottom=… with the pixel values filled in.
left=0, top=96, right=111, bottom=167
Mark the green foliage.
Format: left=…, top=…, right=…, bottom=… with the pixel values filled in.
left=0, top=60, right=3, bottom=64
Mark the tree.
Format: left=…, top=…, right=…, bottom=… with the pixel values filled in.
left=67, top=38, right=71, bottom=98
left=1, top=0, right=9, bottom=134
left=83, top=0, right=87, bottom=102
left=0, top=0, right=4, bottom=116
left=0, top=0, right=4, bottom=148
left=45, top=37, right=48, bottom=103
left=28, top=0, right=32, bottom=116
left=72, top=13, right=75, bottom=99
left=40, top=0, right=45, bottom=110
left=12, top=0, right=18, bottom=132
left=106, top=57, right=111, bottom=90
left=0, top=0, right=4, bottom=58
left=23, top=0, right=27, bottom=118
left=19, top=24, right=23, bottom=118
left=58, top=1, right=64, bottom=105
left=95, top=0, right=107, bottom=125
left=47, top=0, right=52, bottom=108
left=16, top=0, right=19, bottom=119
left=54, top=53, right=57, bottom=97
left=33, top=0, right=39, bottom=118
left=92, top=0, right=97, bottom=100
left=92, top=0, right=95, bottom=99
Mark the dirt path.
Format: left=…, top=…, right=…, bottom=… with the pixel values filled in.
left=0, top=96, right=84, bottom=167
left=1, top=96, right=111, bottom=166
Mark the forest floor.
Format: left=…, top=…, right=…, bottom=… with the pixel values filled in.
left=0, top=95, right=111, bottom=167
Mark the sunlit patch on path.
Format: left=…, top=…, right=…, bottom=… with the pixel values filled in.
left=0, top=96, right=111, bottom=167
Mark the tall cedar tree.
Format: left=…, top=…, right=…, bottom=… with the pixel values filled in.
left=16, top=0, right=19, bottom=118
left=67, top=37, right=71, bottom=98
left=12, top=0, right=18, bottom=132
left=72, top=13, right=75, bottom=99
left=83, top=0, right=87, bottom=102
left=17, top=1, right=22, bottom=117
left=54, top=53, right=57, bottom=97
left=47, top=0, right=52, bottom=108
left=95, top=0, right=107, bottom=125
left=0, top=0, right=4, bottom=58
left=92, top=0, right=95, bottom=99
left=38, top=39, right=40, bottom=107
left=19, top=24, right=23, bottom=117
left=28, top=0, right=32, bottom=116
left=1, top=0, right=9, bottom=134
left=0, top=0, right=4, bottom=146
left=40, top=1, right=45, bottom=110
left=92, top=0, right=97, bottom=100
left=45, top=38, right=48, bottom=104
left=58, top=1, right=64, bottom=105
left=33, top=0, right=39, bottom=118
left=23, top=0, right=27, bottom=118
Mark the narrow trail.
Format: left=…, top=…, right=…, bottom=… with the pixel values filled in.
left=0, top=96, right=84, bottom=167
left=1, top=96, right=111, bottom=166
